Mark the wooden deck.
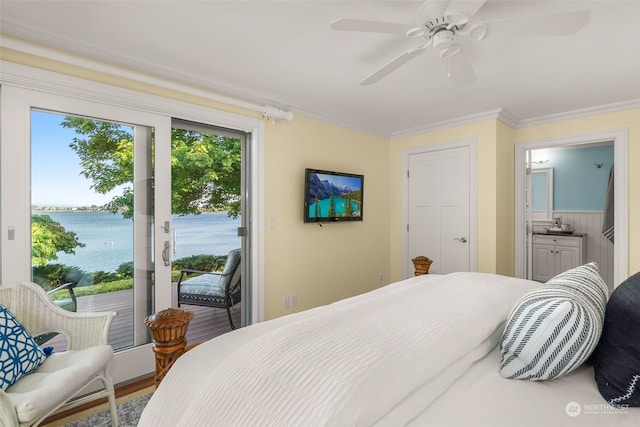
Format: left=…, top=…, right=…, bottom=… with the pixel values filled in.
left=46, top=285, right=240, bottom=352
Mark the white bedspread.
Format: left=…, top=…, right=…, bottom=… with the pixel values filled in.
left=139, top=272, right=537, bottom=426
left=410, top=346, right=640, bottom=427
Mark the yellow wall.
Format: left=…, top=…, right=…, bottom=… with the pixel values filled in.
left=263, top=116, right=389, bottom=319
left=514, top=109, right=640, bottom=276
left=495, top=120, right=515, bottom=276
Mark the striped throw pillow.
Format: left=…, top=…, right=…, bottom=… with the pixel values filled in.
left=499, top=262, right=608, bottom=380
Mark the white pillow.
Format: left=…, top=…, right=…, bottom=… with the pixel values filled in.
left=499, top=262, right=608, bottom=380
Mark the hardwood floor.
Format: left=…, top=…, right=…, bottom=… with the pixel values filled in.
left=41, top=374, right=155, bottom=424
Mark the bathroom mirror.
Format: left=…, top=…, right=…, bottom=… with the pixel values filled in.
left=531, top=167, right=553, bottom=221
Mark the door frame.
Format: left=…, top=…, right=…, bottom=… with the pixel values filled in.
left=402, top=138, right=478, bottom=278
left=514, top=128, right=628, bottom=287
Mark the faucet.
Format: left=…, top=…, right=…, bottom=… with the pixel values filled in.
left=553, top=217, right=562, bottom=228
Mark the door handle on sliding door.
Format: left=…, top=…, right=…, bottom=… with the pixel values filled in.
left=162, top=241, right=170, bottom=266
left=454, top=237, right=468, bottom=243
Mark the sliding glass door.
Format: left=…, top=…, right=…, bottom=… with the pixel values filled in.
left=1, top=76, right=262, bottom=383
left=169, top=119, right=246, bottom=341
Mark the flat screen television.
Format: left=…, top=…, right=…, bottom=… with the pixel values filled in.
left=304, top=168, right=364, bottom=223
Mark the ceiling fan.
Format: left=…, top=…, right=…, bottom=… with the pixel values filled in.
left=331, top=0, right=590, bottom=85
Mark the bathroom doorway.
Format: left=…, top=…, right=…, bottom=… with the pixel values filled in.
left=515, top=129, right=628, bottom=291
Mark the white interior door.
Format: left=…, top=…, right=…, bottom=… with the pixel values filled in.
left=406, top=144, right=473, bottom=276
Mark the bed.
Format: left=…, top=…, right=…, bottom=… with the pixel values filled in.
left=139, top=267, right=639, bottom=426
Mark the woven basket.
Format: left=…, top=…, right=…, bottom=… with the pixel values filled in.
left=412, top=256, right=433, bottom=276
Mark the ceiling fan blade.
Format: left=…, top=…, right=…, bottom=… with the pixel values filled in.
left=445, top=0, right=487, bottom=19
left=441, top=51, right=477, bottom=84
left=330, top=18, right=413, bottom=35
left=415, top=1, right=448, bottom=26
left=361, top=50, right=422, bottom=85
left=487, top=10, right=590, bottom=37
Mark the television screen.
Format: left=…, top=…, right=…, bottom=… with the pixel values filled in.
left=304, top=168, right=363, bottom=223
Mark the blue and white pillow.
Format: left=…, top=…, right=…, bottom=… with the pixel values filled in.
left=500, top=262, right=608, bottom=380
left=0, top=304, right=48, bottom=390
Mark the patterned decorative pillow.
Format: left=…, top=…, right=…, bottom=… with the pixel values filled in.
left=499, top=262, right=608, bottom=380
left=0, top=304, right=48, bottom=390
left=591, top=271, right=640, bottom=406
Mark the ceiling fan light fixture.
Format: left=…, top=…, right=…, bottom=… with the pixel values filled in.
left=440, top=44, right=462, bottom=58
left=444, top=10, right=469, bottom=27
left=406, top=27, right=427, bottom=38
left=432, top=29, right=455, bottom=49
left=468, top=23, right=488, bottom=41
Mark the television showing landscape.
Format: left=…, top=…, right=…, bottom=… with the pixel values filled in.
left=304, top=168, right=363, bottom=223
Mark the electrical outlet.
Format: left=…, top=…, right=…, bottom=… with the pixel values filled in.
left=290, top=294, right=297, bottom=307
left=378, top=273, right=384, bottom=283
left=283, top=296, right=290, bottom=309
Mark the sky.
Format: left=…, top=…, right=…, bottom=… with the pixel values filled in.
left=31, top=110, right=126, bottom=207
left=315, top=172, right=363, bottom=191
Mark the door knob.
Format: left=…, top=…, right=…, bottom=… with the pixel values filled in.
left=454, top=237, right=468, bottom=243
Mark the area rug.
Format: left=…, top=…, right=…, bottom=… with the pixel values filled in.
left=45, top=386, right=154, bottom=427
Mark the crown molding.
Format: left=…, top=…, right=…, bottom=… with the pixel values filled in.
left=496, top=109, right=520, bottom=128
left=2, top=35, right=638, bottom=139
left=390, top=99, right=640, bottom=139
left=516, top=99, right=640, bottom=129
left=0, top=35, right=293, bottom=124
left=389, top=108, right=507, bottom=139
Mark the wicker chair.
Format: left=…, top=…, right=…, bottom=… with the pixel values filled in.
left=34, top=282, right=78, bottom=346
left=0, top=282, right=118, bottom=427
left=177, top=248, right=241, bottom=330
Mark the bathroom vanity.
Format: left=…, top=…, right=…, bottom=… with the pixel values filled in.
left=531, top=232, right=586, bottom=282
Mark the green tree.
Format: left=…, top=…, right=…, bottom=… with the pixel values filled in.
left=171, top=129, right=241, bottom=217
left=314, top=196, right=320, bottom=218
left=61, top=118, right=242, bottom=218
left=328, top=191, right=336, bottom=218
left=344, top=193, right=353, bottom=217
left=32, top=215, right=85, bottom=266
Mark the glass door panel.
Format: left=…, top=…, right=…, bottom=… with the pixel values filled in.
left=31, top=109, right=153, bottom=352
left=169, top=119, right=244, bottom=343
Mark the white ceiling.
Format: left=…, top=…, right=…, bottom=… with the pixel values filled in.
left=1, top=0, right=639, bottom=137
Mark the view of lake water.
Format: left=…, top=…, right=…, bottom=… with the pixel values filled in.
left=309, top=196, right=358, bottom=218
left=33, top=211, right=241, bottom=273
